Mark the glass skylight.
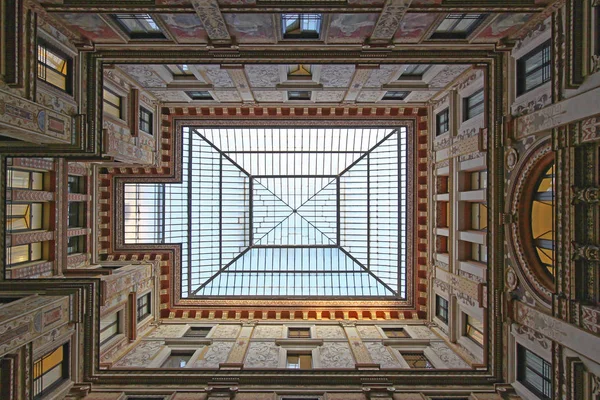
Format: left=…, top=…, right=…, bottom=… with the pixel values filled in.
left=124, top=127, right=408, bottom=298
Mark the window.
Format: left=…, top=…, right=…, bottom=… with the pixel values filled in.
left=382, top=91, right=410, bottom=101
left=139, top=107, right=153, bottom=134
left=100, top=312, right=120, bottom=345
left=6, top=203, right=43, bottom=232
left=471, top=243, right=488, bottom=263
left=67, top=175, right=85, bottom=194
left=184, top=327, right=211, bottom=338
left=463, top=89, right=484, bottom=121
left=470, top=203, right=488, bottom=231
left=33, top=344, right=69, bottom=399
left=167, top=64, right=193, bottom=76
left=435, top=295, right=448, bottom=324
left=436, top=108, right=449, bottom=136
left=288, top=90, right=311, bottom=101
left=403, top=352, right=433, bottom=369
left=286, top=353, right=312, bottom=369
left=400, top=64, right=431, bottom=79
left=282, top=14, right=322, bottom=39
left=464, top=314, right=484, bottom=347
left=431, top=14, right=486, bottom=39
left=103, top=88, right=122, bottom=119
left=137, top=293, right=151, bottom=322
left=67, top=202, right=85, bottom=228
left=161, top=351, right=193, bottom=368
left=288, top=328, right=311, bottom=339
left=7, top=169, right=44, bottom=190
left=517, top=345, right=552, bottom=399
left=288, top=64, right=312, bottom=78
left=67, top=236, right=84, bottom=255
left=185, top=91, right=213, bottom=100
left=531, top=162, right=554, bottom=278
left=469, top=170, right=487, bottom=190
left=113, top=14, right=165, bottom=39
left=37, top=41, right=71, bottom=93
left=6, top=243, right=42, bottom=265
left=382, top=328, right=409, bottom=338
left=517, top=40, right=552, bottom=95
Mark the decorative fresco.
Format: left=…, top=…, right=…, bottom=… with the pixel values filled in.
left=474, top=13, right=534, bottom=42
left=327, top=14, right=379, bottom=43
left=159, top=14, right=209, bottom=43
left=320, top=65, right=356, bottom=88
left=224, top=14, right=276, bottom=43
left=56, top=13, right=124, bottom=43
left=393, top=13, right=438, bottom=43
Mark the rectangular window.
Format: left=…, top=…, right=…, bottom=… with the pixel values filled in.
left=288, top=90, right=311, bottom=101
left=67, top=236, right=84, bottom=255
left=6, top=242, right=42, bottom=266
left=517, top=40, right=552, bottom=96
left=288, top=327, right=311, bottom=338
left=282, top=14, right=322, bottom=39
left=136, top=293, right=151, bottom=322
left=382, top=328, right=410, bottom=338
left=184, top=327, right=211, bottom=338
left=286, top=353, right=312, bottom=369
left=469, top=170, right=487, bottom=190
left=431, top=14, right=486, bottom=39
left=436, top=108, right=449, bottom=136
left=6, top=203, right=43, bottom=232
left=33, top=344, right=69, bottom=399
left=67, top=175, right=85, bottom=194
left=67, top=202, right=85, bottom=228
left=7, top=169, right=44, bottom=190
left=100, top=312, right=120, bottom=345
left=185, top=91, right=213, bottom=101
left=37, top=41, right=71, bottom=93
left=112, top=14, right=166, bottom=39
left=517, top=345, right=552, bottom=399
left=161, top=351, right=194, bottom=368
left=470, top=203, right=488, bottom=231
left=139, top=107, right=153, bottom=134
left=167, top=64, right=193, bottom=76
left=435, top=295, right=449, bottom=324
left=382, top=91, right=410, bottom=100
left=400, top=64, right=431, bottom=79
left=464, top=314, right=484, bottom=347
left=402, top=352, right=433, bottom=369
left=103, top=88, right=122, bottom=119
left=463, top=89, right=484, bottom=121
left=471, top=243, right=488, bottom=263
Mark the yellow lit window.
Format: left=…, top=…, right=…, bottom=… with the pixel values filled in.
left=33, top=344, right=68, bottom=398
left=6, top=203, right=43, bottom=231
left=469, top=170, right=487, bottom=190
left=471, top=243, right=488, bottom=263
left=8, top=170, right=44, bottom=190
left=288, top=64, right=312, bottom=77
left=471, top=203, right=488, bottom=231
left=286, top=353, right=312, bottom=369
left=382, top=328, right=409, bottom=338
left=37, top=42, right=70, bottom=92
left=531, top=163, right=554, bottom=278
left=7, top=242, right=42, bottom=265
left=288, top=327, right=311, bottom=338
left=402, top=352, right=433, bottom=369
left=464, top=314, right=484, bottom=347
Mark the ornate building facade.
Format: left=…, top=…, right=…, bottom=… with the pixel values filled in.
left=0, top=0, right=599, bottom=399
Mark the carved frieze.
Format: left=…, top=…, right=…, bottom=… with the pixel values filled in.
left=244, top=341, right=280, bottom=368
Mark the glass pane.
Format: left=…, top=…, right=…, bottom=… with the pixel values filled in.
left=7, top=245, right=29, bottom=264
left=31, top=203, right=43, bottom=230
left=41, top=346, right=63, bottom=372
left=30, top=242, right=43, bottom=261
left=44, top=68, right=67, bottom=90
left=31, top=172, right=44, bottom=190
left=299, top=354, right=312, bottom=369
left=8, top=170, right=30, bottom=189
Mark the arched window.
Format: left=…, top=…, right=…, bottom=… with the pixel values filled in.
left=530, top=162, right=554, bottom=279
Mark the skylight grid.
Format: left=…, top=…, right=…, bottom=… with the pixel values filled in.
left=123, top=126, right=408, bottom=298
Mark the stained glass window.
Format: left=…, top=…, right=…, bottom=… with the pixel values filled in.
left=531, top=163, right=554, bottom=278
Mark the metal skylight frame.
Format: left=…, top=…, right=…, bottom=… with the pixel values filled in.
left=123, top=127, right=408, bottom=299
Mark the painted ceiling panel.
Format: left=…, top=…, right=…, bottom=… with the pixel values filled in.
left=327, top=14, right=379, bottom=44
left=224, top=14, right=276, bottom=44
left=364, top=65, right=398, bottom=88
left=245, top=65, right=281, bottom=88
left=473, top=13, right=534, bottom=42
left=254, top=91, right=285, bottom=102
left=393, top=13, right=438, bottom=43
left=56, top=13, right=125, bottom=43
left=201, top=66, right=235, bottom=87
left=151, top=91, right=194, bottom=102
left=356, top=91, right=383, bottom=102
left=315, top=91, right=345, bottom=103
left=320, top=65, right=356, bottom=88
left=428, top=65, right=471, bottom=87
left=118, top=65, right=167, bottom=88
left=159, top=14, right=209, bottom=43
left=214, top=91, right=243, bottom=102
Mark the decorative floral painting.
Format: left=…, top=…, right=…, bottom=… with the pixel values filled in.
left=160, top=14, right=209, bottom=43
left=327, top=14, right=379, bottom=43
left=57, top=13, right=125, bottom=43
left=224, top=14, right=276, bottom=43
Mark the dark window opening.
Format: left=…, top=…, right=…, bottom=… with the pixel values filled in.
left=517, top=40, right=552, bottom=95
left=282, top=14, right=322, bottom=39
left=103, top=88, right=122, bottom=119
left=139, top=107, right=153, bottom=134
left=33, top=344, right=69, bottom=399
left=436, top=108, right=449, bottom=136
left=403, top=352, right=433, bottom=369
left=463, top=89, right=484, bottom=121
left=436, top=295, right=449, bottom=324
left=137, top=293, right=151, bottom=322
left=68, top=175, right=85, bottom=194
left=112, top=14, right=166, bottom=39
left=184, top=327, right=211, bottom=338
left=185, top=91, right=213, bottom=101
left=382, top=91, right=410, bottom=101
left=288, top=90, right=311, bottom=100
left=431, top=14, right=486, bottom=39
left=517, top=345, right=552, bottom=400
left=67, top=202, right=85, bottom=228
left=288, top=327, right=311, bottom=338
left=37, top=40, right=72, bottom=93
left=400, top=64, right=431, bottom=79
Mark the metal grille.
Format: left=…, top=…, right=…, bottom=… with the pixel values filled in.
left=124, top=127, right=408, bottom=298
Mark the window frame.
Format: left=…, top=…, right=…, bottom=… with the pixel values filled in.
left=6, top=202, right=44, bottom=232
left=288, top=327, right=311, bottom=339
left=400, top=64, right=432, bottom=80
left=435, top=295, right=449, bottom=324
left=185, top=91, right=213, bottom=101
left=7, top=169, right=44, bottom=190
left=184, top=326, right=211, bottom=338
left=139, top=106, right=153, bottom=135
left=286, top=352, right=313, bottom=369
left=402, top=352, right=434, bottom=369
left=67, top=202, right=85, bottom=229
left=67, top=235, right=85, bottom=255
left=37, top=39, right=72, bottom=94
left=382, top=91, right=410, bottom=101
left=436, top=108, right=449, bottom=136
left=67, top=175, right=85, bottom=194
left=517, top=345, right=552, bottom=400
left=382, top=327, right=410, bottom=338
left=430, top=14, right=487, bottom=40
left=136, top=292, right=151, bottom=322
left=287, top=90, right=312, bottom=101
left=32, top=344, right=69, bottom=399
left=281, top=14, right=322, bottom=40
left=103, top=87, right=123, bottom=119
left=463, top=88, right=485, bottom=121
left=516, top=39, right=552, bottom=96
left=6, top=242, right=43, bottom=266
left=100, top=312, right=121, bottom=346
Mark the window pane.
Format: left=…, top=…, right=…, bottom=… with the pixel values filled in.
left=8, top=170, right=31, bottom=189
left=7, top=245, right=29, bottom=264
